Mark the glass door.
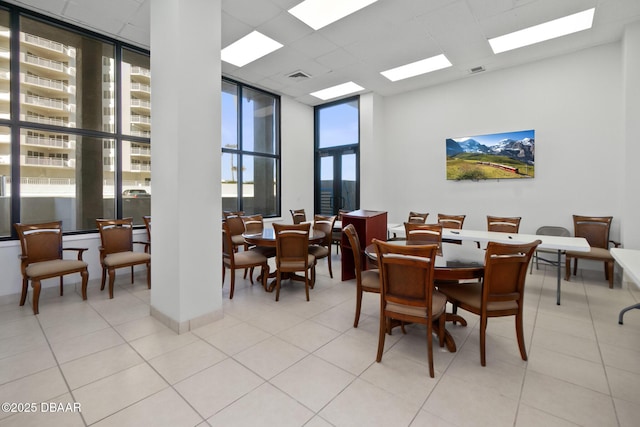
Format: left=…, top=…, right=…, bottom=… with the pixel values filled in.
left=316, top=148, right=357, bottom=215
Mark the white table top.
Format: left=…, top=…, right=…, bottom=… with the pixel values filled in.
left=611, top=248, right=640, bottom=287
left=387, top=225, right=590, bottom=252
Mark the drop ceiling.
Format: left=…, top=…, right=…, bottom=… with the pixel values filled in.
left=6, top=0, right=640, bottom=106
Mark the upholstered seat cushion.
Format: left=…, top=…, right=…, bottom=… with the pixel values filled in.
left=361, top=269, right=380, bottom=290
left=231, top=235, right=245, bottom=246
left=308, top=245, right=329, bottom=258
left=232, top=250, right=268, bottom=267
left=438, top=282, right=518, bottom=312
left=566, top=247, right=613, bottom=261
left=249, top=246, right=276, bottom=258
left=104, top=251, right=151, bottom=267
left=26, top=259, right=87, bottom=278
left=385, top=290, right=447, bottom=318
left=279, top=255, right=315, bottom=270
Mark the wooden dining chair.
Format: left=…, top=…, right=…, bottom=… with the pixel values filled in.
left=437, top=214, right=465, bottom=230
left=224, top=213, right=246, bottom=253
left=308, top=214, right=336, bottom=279
left=487, top=216, right=521, bottom=233
left=373, top=239, right=445, bottom=377
left=273, top=223, right=316, bottom=301
left=332, top=209, right=350, bottom=254
left=14, top=221, right=89, bottom=315
left=565, top=215, right=620, bottom=288
left=437, top=239, right=541, bottom=366
left=222, top=221, right=269, bottom=298
left=142, top=215, right=151, bottom=253
left=407, top=211, right=429, bottom=224
left=96, top=218, right=151, bottom=299
left=242, top=214, right=276, bottom=280
left=343, top=224, right=380, bottom=328
left=404, top=223, right=443, bottom=254
left=290, top=209, right=307, bottom=224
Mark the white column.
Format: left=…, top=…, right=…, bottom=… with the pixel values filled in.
left=149, top=0, right=222, bottom=332
left=622, top=22, right=640, bottom=250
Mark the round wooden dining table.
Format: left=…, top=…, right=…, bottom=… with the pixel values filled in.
left=364, top=240, right=486, bottom=352
left=242, top=228, right=326, bottom=292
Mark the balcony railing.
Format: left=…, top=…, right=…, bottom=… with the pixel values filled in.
left=24, top=136, right=74, bottom=149
left=23, top=74, right=70, bottom=93
left=23, top=33, right=73, bottom=56
left=24, top=94, right=69, bottom=111
left=131, top=147, right=150, bottom=156
left=130, top=66, right=151, bottom=77
left=130, top=82, right=151, bottom=93
left=130, top=163, right=151, bottom=171
left=130, top=99, right=151, bottom=109
left=24, top=156, right=73, bottom=168
left=129, top=130, right=151, bottom=138
left=24, top=53, right=72, bottom=75
left=131, top=114, right=151, bottom=124
left=25, top=115, right=68, bottom=127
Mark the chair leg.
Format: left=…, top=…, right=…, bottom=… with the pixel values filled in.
left=606, top=261, right=614, bottom=288
left=515, top=312, right=528, bottom=362
left=427, top=318, right=434, bottom=378
left=32, top=279, right=41, bottom=315
left=20, top=277, right=28, bottom=306
left=480, top=316, right=488, bottom=366
left=229, top=268, right=236, bottom=299
left=438, top=314, right=446, bottom=348
left=146, top=262, right=151, bottom=289
left=564, top=257, right=571, bottom=281
left=354, top=288, right=363, bottom=328
left=81, top=270, right=88, bottom=300
left=376, top=314, right=387, bottom=362
left=59, top=276, right=64, bottom=296
left=222, top=263, right=226, bottom=284
left=275, top=273, right=281, bottom=301
left=573, top=258, right=578, bottom=276
left=327, top=253, right=333, bottom=278
left=108, top=268, right=116, bottom=299
left=131, top=266, right=134, bottom=284
left=304, top=269, right=310, bottom=301
left=101, top=267, right=107, bottom=290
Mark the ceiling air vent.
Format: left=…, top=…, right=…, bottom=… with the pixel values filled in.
left=469, top=66, right=485, bottom=74
left=287, top=70, right=311, bottom=80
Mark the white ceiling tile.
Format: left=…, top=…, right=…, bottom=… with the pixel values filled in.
left=258, top=11, right=313, bottom=44
left=221, top=0, right=282, bottom=27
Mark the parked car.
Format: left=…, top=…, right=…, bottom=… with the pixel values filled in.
left=122, top=189, right=150, bottom=198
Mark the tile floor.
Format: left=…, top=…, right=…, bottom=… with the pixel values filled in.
left=1, top=251, right=640, bottom=426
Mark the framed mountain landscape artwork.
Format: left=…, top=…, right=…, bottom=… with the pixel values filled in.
left=446, top=129, right=535, bottom=180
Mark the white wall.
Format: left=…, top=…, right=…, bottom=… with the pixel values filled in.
left=366, top=43, right=624, bottom=241
left=280, top=96, right=315, bottom=217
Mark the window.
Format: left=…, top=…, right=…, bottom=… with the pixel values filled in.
left=0, top=4, right=151, bottom=238
left=222, top=78, right=280, bottom=217
left=314, top=97, right=360, bottom=215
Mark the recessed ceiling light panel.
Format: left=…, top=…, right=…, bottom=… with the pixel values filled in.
left=380, top=54, right=452, bottom=82
left=289, top=0, right=379, bottom=30
left=221, top=31, right=283, bottom=67
left=310, top=81, right=365, bottom=101
left=489, top=8, right=595, bottom=54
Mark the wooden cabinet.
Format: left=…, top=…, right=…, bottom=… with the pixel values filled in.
left=341, top=210, right=387, bottom=281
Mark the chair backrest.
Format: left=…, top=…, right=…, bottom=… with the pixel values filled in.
left=404, top=223, right=443, bottom=244
left=243, top=214, right=264, bottom=234
left=142, top=215, right=151, bottom=241
left=535, top=225, right=570, bottom=238
left=437, top=214, right=465, bottom=230
left=223, top=210, right=244, bottom=220
left=313, top=214, right=336, bottom=247
left=290, top=209, right=307, bottom=224
left=337, top=209, right=350, bottom=221
left=225, top=214, right=246, bottom=237
left=373, top=239, right=438, bottom=310
left=482, top=240, right=541, bottom=306
left=273, top=223, right=311, bottom=268
left=343, top=223, right=364, bottom=277
left=407, top=211, right=428, bottom=224
left=14, top=221, right=64, bottom=263
left=96, top=218, right=134, bottom=255
left=572, top=215, right=612, bottom=249
left=221, top=221, right=235, bottom=260
left=487, top=216, right=521, bottom=233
